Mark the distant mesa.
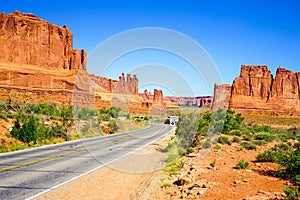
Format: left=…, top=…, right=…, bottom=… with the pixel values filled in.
left=164, top=96, right=213, bottom=108
left=212, top=64, right=300, bottom=116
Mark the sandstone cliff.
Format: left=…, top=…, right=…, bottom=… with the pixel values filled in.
left=0, top=11, right=86, bottom=71
left=0, top=11, right=173, bottom=114
left=212, top=65, right=300, bottom=115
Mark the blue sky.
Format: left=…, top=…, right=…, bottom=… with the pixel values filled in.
left=1, top=0, right=300, bottom=96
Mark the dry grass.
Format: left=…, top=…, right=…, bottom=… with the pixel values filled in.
left=244, top=115, right=300, bottom=127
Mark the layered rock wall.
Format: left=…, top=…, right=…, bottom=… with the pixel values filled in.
left=0, top=11, right=172, bottom=114
left=164, top=96, right=213, bottom=107
left=212, top=65, right=300, bottom=115
left=0, top=11, right=86, bottom=71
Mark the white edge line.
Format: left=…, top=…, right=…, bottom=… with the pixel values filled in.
left=26, top=125, right=174, bottom=200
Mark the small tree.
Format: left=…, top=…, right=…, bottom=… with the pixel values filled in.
left=60, top=105, right=74, bottom=140
left=11, top=116, right=38, bottom=144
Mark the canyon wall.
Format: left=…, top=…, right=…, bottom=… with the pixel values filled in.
left=0, top=11, right=86, bottom=71
left=212, top=65, right=300, bottom=115
left=0, top=11, right=170, bottom=114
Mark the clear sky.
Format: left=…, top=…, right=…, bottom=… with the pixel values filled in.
left=1, top=0, right=300, bottom=96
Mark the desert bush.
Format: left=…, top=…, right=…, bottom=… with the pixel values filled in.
left=214, top=143, right=221, bottom=152
left=235, top=160, right=250, bottom=169
left=232, top=136, right=241, bottom=143
left=254, top=132, right=274, bottom=142
left=243, top=132, right=253, bottom=141
left=240, top=142, right=257, bottom=150
left=217, top=136, right=232, bottom=145
left=223, top=110, right=244, bottom=133
left=108, top=119, right=119, bottom=134
left=257, top=150, right=280, bottom=162
left=283, top=187, right=300, bottom=200
left=110, top=106, right=121, bottom=119
left=228, top=129, right=242, bottom=136
left=203, top=138, right=212, bottom=149
left=276, top=143, right=300, bottom=178
left=253, top=140, right=268, bottom=146
left=176, top=112, right=200, bottom=149
left=11, top=116, right=38, bottom=144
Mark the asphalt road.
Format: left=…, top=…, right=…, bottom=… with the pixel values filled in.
left=0, top=124, right=173, bottom=200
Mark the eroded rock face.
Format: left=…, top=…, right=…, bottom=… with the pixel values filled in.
left=211, top=84, right=231, bottom=111
left=231, top=65, right=272, bottom=99
left=0, top=11, right=171, bottom=114
left=0, top=11, right=86, bottom=71
left=153, top=89, right=163, bottom=105
left=113, top=73, right=138, bottom=95
left=212, top=65, right=300, bottom=115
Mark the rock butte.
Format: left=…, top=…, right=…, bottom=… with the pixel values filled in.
left=212, top=65, right=300, bottom=116
left=0, top=11, right=179, bottom=114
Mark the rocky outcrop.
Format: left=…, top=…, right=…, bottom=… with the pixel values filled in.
left=153, top=89, right=163, bottom=105
left=113, top=73, right=138, bottom=94
left=211, top=84, right=231, bottom=111
left=0, top=11, right=178, bottom=115
left=212, top=65, right=300, bottom=115
left=0, top=11, right=86, bottom=71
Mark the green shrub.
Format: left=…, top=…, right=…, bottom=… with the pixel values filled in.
left=273, top=143, right=292, bottom=152
left=232, top=136, right=241, bottom=143
left=253, top=140, right=268, bottom=146
left=217, top=136, right=232, bottom=145
left=254, top=132, right=274, bottom=142
left=11, top=116, right=38, bottom=144
left=223, top=110, right=244, bottom=134
left=228, top=129, right=242, bottom=136
left=240, top=142, right=257, bottom=150
left=293, top=175, right=300, bottom=186
left=203, top=139, right=212, bottom=149
left=278, top=133, right=290, bottom=142
left=283, top=187, right=300, bottom=200
left=257, top=150, right=279, bottom=162
left=243, top=132, right=253, bottom=141
left=214, top=143, right=221, bottom=152
left=108, top=119, right=119, bottom=134
left=235, top=160, right=250, bottom=169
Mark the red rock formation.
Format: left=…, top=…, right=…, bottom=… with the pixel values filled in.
left=212, top=65, right=300, bottom=115
left=164, top=96, right=213, bottom=107
left=153, top=89, right=163, bottom=105
left=0, top=11, right=172, bottom=114
left=0, top=11, right=86, bottom=71
left=267, top=67, right=300, bottom=115
left=113, top=73, right=138, bottom=95
left=211, top=84, right=232, bottom=111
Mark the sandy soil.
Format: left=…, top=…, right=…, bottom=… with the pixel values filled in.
left=147, top=137, right=291, bottom=200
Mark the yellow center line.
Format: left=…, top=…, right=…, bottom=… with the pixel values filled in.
left=0, top=135, right=134, bottom=173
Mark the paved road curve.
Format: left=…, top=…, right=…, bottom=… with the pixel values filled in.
left=0, top=124, right=173, bottom=200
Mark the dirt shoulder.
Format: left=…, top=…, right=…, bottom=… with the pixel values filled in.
left=34, top=128, right=175, bottom=200
left=147, top=137, right=290, bottom=200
